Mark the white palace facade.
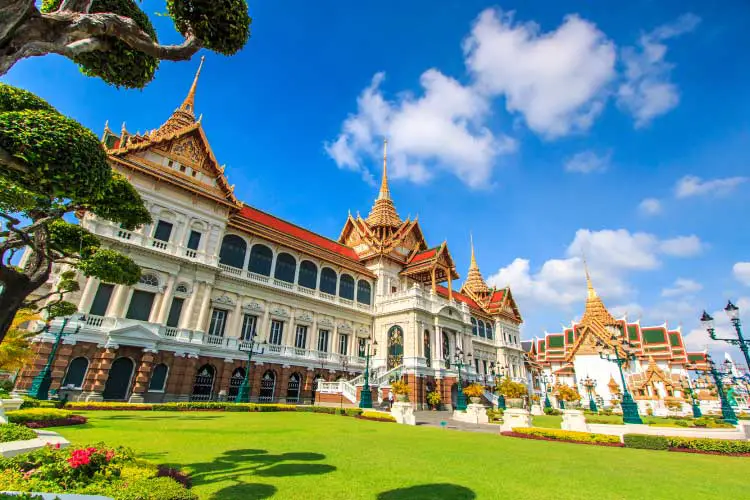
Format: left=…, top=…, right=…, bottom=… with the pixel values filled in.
left=17, top=61, right=526, bottom=408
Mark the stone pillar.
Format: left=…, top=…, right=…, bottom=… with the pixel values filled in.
left=250, top=363, right=264, bottom=401
left=129, top=350, right=157, bottom=403
left=83, top=347, right=117, bottom=401
left=180, top=282, right=201, bottom=329
left=278, top=366, right=291, bottom=404
left=561, top=409, right=589, bottom=432
left=228, top=299, right=244, bottom=338
left=156, top=275, right=178, bottom=324
left=106, top=285, right=129, bottom=318
left=391, top=402, right=416, bottom=425
left=165, top=354, right=188, bottom=401
left=260, top=309, right=271, bottom=343
left=178, top=355, right=200, bottom=399
left=500, top=408, right=532, bottom=432
left=78, top=277, right=99, bottom=314
left=195, top=284, right=213, bottom=333
left=217, top=358, right=234, bottom=401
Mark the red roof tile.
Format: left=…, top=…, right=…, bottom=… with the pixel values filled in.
left=435, top=285, right=482, bottom=310
left=489, top=289, right=505, bottom=303
left=409, top=247, right=438, bottom=264
left=237, top=205, right=359, bottom=261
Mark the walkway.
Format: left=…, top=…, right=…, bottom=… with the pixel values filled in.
left=414, top=410, right=500, bottom=434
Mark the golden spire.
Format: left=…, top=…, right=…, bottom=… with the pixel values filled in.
left=378, top=138, right=391, bottom=200
left=584, top=255, right=597, bottom=300
left=155, top=56, right=205, bottom=137
left=580, top=260, right=617, bottom=327
left=469, top=232, right=478, bottom=270
left=461, top=233, right=489, bottom=296
left=366, top=138, right=402, bottom=229
left=180, top=55, right=204, bottom=114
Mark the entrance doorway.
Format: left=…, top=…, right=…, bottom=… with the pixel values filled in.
left=102, top=357, right=135, bottom=400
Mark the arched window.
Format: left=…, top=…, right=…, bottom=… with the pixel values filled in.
left=286, top=372, right=301, bottom=403
left=62, top=357, right=88, bottom=389
left=423, top=330, right=431, bottom=368
left=486, top=323, right=493, bottom=340
left=387, top=325, right=404, bottom=370
left=219, top=235, right=247, bottom=269
left=320, top=267, right=337, bottom=295
left=478, top=320, right=486, bottom=338
left=471, top=317, right=478, bottom=336
left=248, top=244, right=273, bottom=276
left=443, top=332, right=450, bottom=367
left=191, top=364, right=215, bottom=402
left=356, top=280, right=371, bottom=305
left=175, top=283, right=190, bottom=295
left=139, top=273, right=160, bottom=287
left=274, top=252, right=296, bottom=283
left=298, top=260, right=318, bottom=289
left=259, top=370, right=276, bottom=403
left=339, top=274, right=355, bottom=300
left=228, top=367, right=245, bottom=401
left=148, top=363, right=168, bottom=392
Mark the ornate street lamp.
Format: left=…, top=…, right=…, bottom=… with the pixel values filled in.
left=453, top=348, right=470, bottom=411
left=359, top=336, right=377, bottom=409
left=680, top=378, right=702, bottom=418
left=340, top=356, right=349, bottom=409
left=236, top=331, right=265, bottom=403
left=581, top=375, right=598, bottom=413
left=540, top=373, right=552, bottom=409
left=700, top=304, right=750, bottom=372
left=28, top=314, right=85, bottom=400
left=688, top=356, right=738, bottom=425
left=491, top=364, right=508, bottom=410
left=596, top=323, right=643, bottom=424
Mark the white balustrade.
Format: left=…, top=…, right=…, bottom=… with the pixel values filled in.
left=206, top=335, right=225, bottom=346
left=163, top=326, right=179, bottom=338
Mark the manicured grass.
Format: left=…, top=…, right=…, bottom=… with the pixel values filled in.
left=58, top=411, right=749, bottom=500
left=531, top=415, right=562, bottom=429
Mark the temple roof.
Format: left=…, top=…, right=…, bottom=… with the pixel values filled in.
left=461, top=234, right=490, bottom=296
left=366, top=139, right=402, bottom=228
left=580, top=264, right=617, bottom=328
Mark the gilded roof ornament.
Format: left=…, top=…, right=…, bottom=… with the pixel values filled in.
left=580, top=258, right=617, bottom=327
left=461, top=233, right=490, bottom=296
left=154, top=56, right=205, bottom=137
left=366, top=138, right=402, bottom=228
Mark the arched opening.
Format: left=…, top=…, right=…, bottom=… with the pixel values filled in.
left=387, top=325, right=404, bottom=370
left=274, top=252, right=296, bottom=283
left=311, top=374, right=325, bottom=404
left=298, top=260, right=318, bottom=289
left=339, top=274, right=355, bottom=300
left=450, top=383, right=458, bottom=410
left=259, top=370, right=276, bottom=403
left=478, top=320, right=486, bottom=338
left=471, top=317, right=478, bottom=336
left=249, top=244, right=273, bottom=276
left=443, top=332, right=450, bottom=368
left=286, top=372, right=302, bottom=403
left=228, top=367, right=246, bottom=401
left=61, top=357, right=89, bottom=389
left=102, top=357, right=135, bottom=401
left=320, top=267, right=337, bottom=295
left=148, top=363, right=169, bottom=392
left=423, top=330, right=431, bottom=368
left=486, top=323, right=494, bottom=340
left=219, top=235, right=247, bottom=269
left=356, top=280, right=371, bottom=305
left=191, top=364, right=215, bottom=401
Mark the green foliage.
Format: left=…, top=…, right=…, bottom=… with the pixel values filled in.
left=543, top=407, right=561, bottom=416
left=85, top=172, right=152, bottom=230
left=623, top=434, right=670, bottom=450
left=48, top=220, right=100, bottom=259
left=6, top=408, right=73, bottom=424
left=668, top=436, right=750, bottom=454
left=168, top=0, right=251, bottom=55
left=42, top=0, right=159, bottom=89
left=77, top=248, right=141, bottom=286
left=45, top=301, right=78, bottom=319
left=498, top=377, right=527, bottom=398
left=510, top=427, right=621, bottom=444
left=462, top=382, right=484, bottom=398
left=693, top=416, right=734, bottom=428
left=0, top=493, right=50, bottom=500
left=0, top=84, right=55, bottom=113
left=486, top=408, right=504, bottom=422
left=0, top=422, right=36, bottom=443
left=426, top=390, right=441, bottom=407
left=360, top=411, right=396, bottom=422
left=20, top=396, right=58, bottom=409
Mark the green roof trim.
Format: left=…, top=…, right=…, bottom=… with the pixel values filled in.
left=538, top=342, right=545, bottom=353
left=548, top=335, right=565, bottom=348
left=668, top=332, right=681, bottom=347
left=627, top=325, right=639, bottom=341
left=566, top=329, right=574, bottom=344
left=688, top=353, right=704, bottom=362
left=642, top=328, right=666, bottom=344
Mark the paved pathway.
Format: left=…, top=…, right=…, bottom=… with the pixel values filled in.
left=414, top=410, right=501, bottom=434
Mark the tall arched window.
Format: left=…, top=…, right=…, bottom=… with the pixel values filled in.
left=274, top=252, right=296, bottom=283
left=259, top=370, right=276, bottom=403
left=442, top=332, right=450, bottom=367
left=148, top=363, right=168, bottom=392
left=471, top=317, right=478, bottom=336
left=248, top=244, right=273, bottom=276
left=486, top=323, right=494, bottom=340
left=228, top=367, right=245, bottom=401
left=339, top=274, right=355, bottom=300
left=423, top=330, right=431, bottom=368
left=62, top=357, right=89, bottom=389
left=298, top=260, right=318, bottom=289
left=478, top=320, right=486, bottom=338
left=356, top=280, right=371, bottom=305
left=219, top=235, right=247, bottom=269
left=139, top=273, right=160, bottom=287
left=191, top=364, right=215, bottom=402
left=320, top=267, right=337, bottom=295
left=286, top=372, right=301, bottom=403
left=387, top=325, right=404, bottom=370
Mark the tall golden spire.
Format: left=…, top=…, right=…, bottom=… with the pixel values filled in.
left=155, top=56, right=205, bottom=137
left=469, top=232, right=478, bottom=270
left=584, top=255, right=597, bottom=300
left=366, top=138, right=402, bottom=228
left=461, top=233, right=490, bottom=296
left=580, top=259, right=616, bottom=327
left=180, top=55, right=204, bottom=115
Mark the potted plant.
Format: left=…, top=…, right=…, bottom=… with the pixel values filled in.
left=498, top=377, right=528, bottom=408
left=391, top=380, right=411, bottom=402
left=463, top=383, right=485, bottom=404
left=555, top=384, right=582, bottom=409
left=426, top=390, right=441, bottom=410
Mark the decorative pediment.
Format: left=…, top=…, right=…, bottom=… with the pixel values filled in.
left=270, top=305, right=290, bottom=318
left=171, top=135, right=205, bottom=168
left=212, top=295, right=235, bottom=307
left=243, top=300, right=264, bottom=313
left=296, top=310, right=313, bottom=323
left=318, top=316, right=334, bottom=327
left=337, top=321, right=352, bottom=332
left=107, top=323, right=160, bottom=350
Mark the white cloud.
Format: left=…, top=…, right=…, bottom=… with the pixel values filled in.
left=564, top=150, right=611, bottom=173
left=733, top=262, right=750, bottom=286
left=464, top=8, right=616, bottom=138
left=610, top=303, right=645, bottom=319
left=617, top=13, right=701, bottom=127
left=661, top=278, right=702, bottom=297
left=675, top=175, right=748, bottom=198
left=638, top=198, right=662, bottom=215
left=682, top=297, right=750, bottom=350
left=658, top=235, right=704, bottom=257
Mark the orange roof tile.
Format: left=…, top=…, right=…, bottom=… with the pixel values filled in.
left=409, top=247, right=438, bottom=264
left=435, top=285, right=482, bottom=310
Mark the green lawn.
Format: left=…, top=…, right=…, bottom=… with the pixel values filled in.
left=57, top=411, right=749, bottom=500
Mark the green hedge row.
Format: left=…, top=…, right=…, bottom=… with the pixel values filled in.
left=6, top=408, right=72, bottom=423
left=63, top=401, right=367, bottom=417
left=0, top=423, right=37, bottom=443
left=624, top=433, right=750, bottom=455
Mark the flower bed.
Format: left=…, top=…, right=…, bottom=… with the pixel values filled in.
left=624, top=433, right=750, bottom=456
left=0, top=443, right=196, bottom=500
left=25, top=415, right=87, bottom=429
left=505, top=427, right=622, bottom=446
left=0, top=423, right=37, bottom=443
left=6, top=408, right=88, bottom=429
left=358, top=411, right=396, bottom=422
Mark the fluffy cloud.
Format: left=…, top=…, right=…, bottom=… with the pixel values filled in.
left=617, top=13, right=701, bottom=127
left=464, top=9, right=616, bottom=138
left=675, top=175, right=748, bottom=198
left=733, top=262, right=750, bottom=286
left=638, top=198, right=662, bottom=215
left=661, top=278, right=702, bottom=297
left=658, top=235, right=704, bottom=257
left=682, top=297, right=750, bottom=350
left=564, top=150, right=611, bottom=173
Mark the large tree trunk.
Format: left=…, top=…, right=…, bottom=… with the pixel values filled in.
left=0, top=275, right=36, bottom=343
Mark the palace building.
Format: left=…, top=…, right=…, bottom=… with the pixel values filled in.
left=526, top=268, right=709, bottom=413
left=16, top=60, right=526, bottom=408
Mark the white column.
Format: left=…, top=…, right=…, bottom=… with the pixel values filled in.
left=228, top=297, right=244, bottom=338
left=156, top=275, right=177, bottom=324
left=78, top=277, right=99, bottom=313
left=180, top=281, right=201, bottom=329
left=195, top=283, right=213, bottom=332
left=106, top=285, right=129, bottom=318
left=285, top=315, right=295, bottom=347
left=260, top=308, right=271, bottom=342
left=148, top=293, right=164, bottom=323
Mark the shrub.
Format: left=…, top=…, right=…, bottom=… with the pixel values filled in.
left=20, top=396, right=57, bottom=409
left=0, top=423, right=37, bottom=443
left=359, top=411, right=396, bottom=422
left=0, top=494, right=47, bottom=500
left=586, top=415, right=623, bottom=425
left=486, top=409, right=503, bottom=422
left=509, top=427, right=621, bottom=444
left=623, top=434, right=670, bottom=450
left=25, top=415, right=88, bottom=429
left=667, top=436, right=750, bottom=454
left=6, top=408, right=73, bottom=424
left=498, top=378, right=527, bottom=398
left=555, top=384, right=582, bottom=402
left=693, top=416, right=734, bottom=429
left=65, top=402, right=153, bottom=411
left=543, top=407, right=562, bottom=416
left=390, top=380, right=410, bottom=396
left=426, top=391, right=441, bottom=408
left=463, top=383, right=485, bottom=398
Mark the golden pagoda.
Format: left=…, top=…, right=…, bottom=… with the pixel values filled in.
left=366, top=139, right=403, bottom=235
left=461, top=234, right=490, bottom=298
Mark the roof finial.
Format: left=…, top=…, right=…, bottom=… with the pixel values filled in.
left=470, top=232, right=478, bottom=270
left=583, top=253, right=596, bottom=299
left=180, top=55, right=205, bottom=114
left=378, top=138, right=391, bottom=200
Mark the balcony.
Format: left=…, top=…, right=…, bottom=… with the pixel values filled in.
left=218, top=264, right=373, bottom=313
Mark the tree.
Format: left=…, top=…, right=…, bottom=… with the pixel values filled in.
left=0, top=0, right=251, bottom=88
left=0, top=309, right=39, bottom=372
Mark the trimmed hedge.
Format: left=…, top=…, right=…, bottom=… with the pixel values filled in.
left=668, top=436, right=750, bottom=455
left=509, top=427, right=621, bottom=445
left=25, top=415, right=87, bottom=429
left=623, top=434, right=669, bottom=450
left=65, top=402, right=153, bottom=411
left=0, top=423, right=37, bottom=443
left=6, top=408, right=73, bottom=424
left=19, top=396, right=58, bottom=410
left=359, top=411, right=396, bottom=422
left=64, top=402, right=365, bottom=416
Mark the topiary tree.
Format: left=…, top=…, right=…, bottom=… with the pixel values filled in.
left=0, top=0, right=251, bottom=88
left=0, top=83, right=151, bottom=342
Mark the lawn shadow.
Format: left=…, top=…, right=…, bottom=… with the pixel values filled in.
left=208, top=481, right=277, bottom=500
left=377, top=484, right=476, bottom=500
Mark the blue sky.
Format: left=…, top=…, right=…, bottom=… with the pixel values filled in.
left=6, top=1, right=750, bottom=360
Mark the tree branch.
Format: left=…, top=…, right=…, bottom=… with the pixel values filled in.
left=59, top=0, right=94, bottom=14
left=0, top=0, right=35, bottom=47
left=0, top=145, right=30, bottom=176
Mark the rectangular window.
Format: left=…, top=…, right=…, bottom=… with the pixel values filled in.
left=295, top=325, right=308, bottom=349
left=269, top=320, right=284, bottom=345
left=89, top=283, right=114, bottom=316
left=483, top=360, right=488, bottom=375
left=125, top=290, right=155, bottom=321
left=166, top=297, right=184, bottom=328
left=317, top=329, right=329, bottom=352
left=358, top=338, right=366, bottom=358
left=208, top=309, right=227, bottom=337
left=241, top=314, right=257, bottom=341
left=153, top=220, right=173, bottom=242
left=186, top=230, right=202, bottom=250
left=339, top=334, right=348, bottom=355
left=475, top=359, right=480, bottom=373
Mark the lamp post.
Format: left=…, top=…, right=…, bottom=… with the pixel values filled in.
left=681, top=379, right=702, bottom=418
left=454, top=348, right=469, bottom=411
left=539, top=373, right=552, bottom=409
left=28, top=315, right=84, bottom=400
left=236, top=332, right=265, bottom=403
left=582, top=375, right=598, bottom=413
left=689, top=356, right=738, bottom=425
left=491, top=364, right=507, bottom=410
left=596, top=324, right=642, bottom=424
left=701, top=303, right=750, bottom=373
left=359, top=337, right=377, bottom=409
left=340, top=356, right=349, bottom=410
